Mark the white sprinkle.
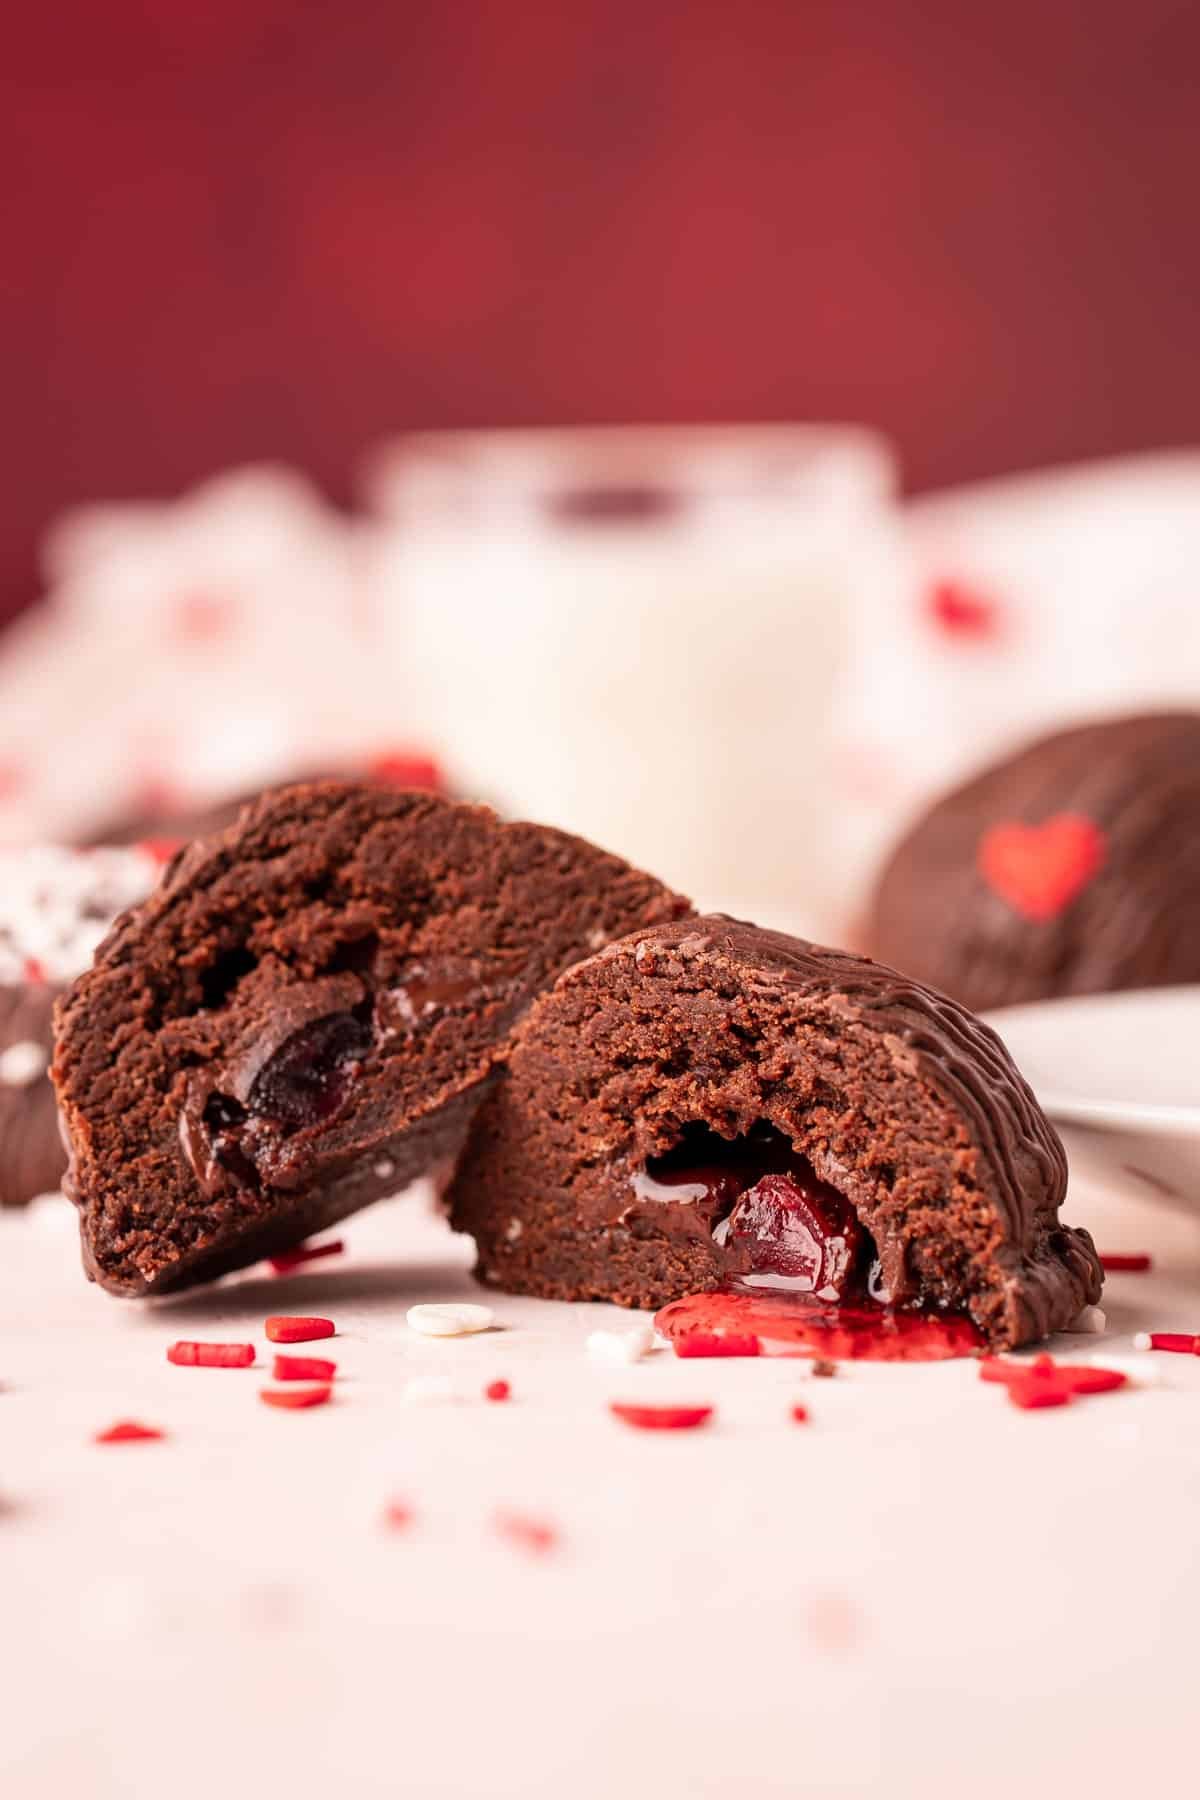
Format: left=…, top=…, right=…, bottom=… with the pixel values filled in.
left=1061, top=1305, right=1107, bottom=1335
left=1133, top=1332, right=1153, bottom=1352
left=400, top=1375, right=458, bottom=1406
left=504, top=1218, right=523, bottom=1242
left=0, top=1040, right=48, bottom=1086
left=372, top=1156, right=396, bottom=1182
left=26, top=1191, right=73, bottom=1231
left=586, top=1325, right=655, bottom=1365
left=406, top=1302, right=494, bottom=1338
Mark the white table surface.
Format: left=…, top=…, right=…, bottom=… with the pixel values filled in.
left=3, top=1169, right=1198, bottom=1800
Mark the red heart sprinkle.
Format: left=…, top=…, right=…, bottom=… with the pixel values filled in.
left=609, top=1402, right=713, bottom=1432
left=791, top=1404, right=810, bottom=1424
left=485, top=1379, right=512, bottom=1402
left=978, top=814, right=1106, bottom=920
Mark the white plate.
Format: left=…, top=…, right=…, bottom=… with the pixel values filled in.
left=985, top=987, right=1200, bottom=1205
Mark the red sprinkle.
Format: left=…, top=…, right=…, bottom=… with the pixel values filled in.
left=790, top=1404, right=810, bottom=1424
left=366, top=751, right=444, bottom=793
left=484, top=1379, right=512, bottom=1402
left=978, top=814, right=1106, bottom=922
left=167, top=1340, right=255, bottom=1369
left=1137, top=1332, right=1200, bottom=1355
left=267, top=1240, right=345, bottom=1275
left=137, top=837, right=186, bottom=866
left=1100, top=1253, right=1152, bottom=1272
left=493, top=1511, right=559, bottom=1555
left=980, top=1355, right=1128, bottom=1409
left=22, top=957, right=46, bottom=985
left=95, top=1420, right=164, bottom=1444
left=673, top=1330, right=761, bottom=1359
left=259, top=1385, right=332, bottom=1410
left=265, top=1316, right=336, bottom=1344
left=609, top=1402, right=713, bottom=1432
left=383, top=1500, right=414, bottom=1531
left=926, top=578, right=1001, bottom=640
left=273, top=1355, right=337, bottom=1382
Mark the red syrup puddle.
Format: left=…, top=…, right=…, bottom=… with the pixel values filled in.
left=656, top=1288, right=984, bottom=1363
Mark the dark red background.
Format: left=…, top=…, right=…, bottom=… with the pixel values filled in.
left=4, top=0, right=1199, bottom=621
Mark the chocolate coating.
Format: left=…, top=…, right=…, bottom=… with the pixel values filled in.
left=867, top=711, right=1200, bottom=1012
left=448, top=916, right=1102, bottom=1349
left=54, top=782, right=689, bottom=1296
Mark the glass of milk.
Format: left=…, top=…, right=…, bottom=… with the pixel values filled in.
left=365, top=426, right=901, bottom=938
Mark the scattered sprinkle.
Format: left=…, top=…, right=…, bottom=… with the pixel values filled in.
left=980, top=1355, right=1128, bottom=1410
left=0, top=1040, right=49, bottom=1086
left=265, top=1316, right=336, bottom=1344
left=406, top=1302, right=494, bottom=1338
left=926, top=577, right=1001, bottom=641
left=586, top=1325, right=655, bottom=1365
left=1133, top=1331, right=1199, bottom=1354
left=383, top=1500, right=414, bottom=1531
left=1061, top=1305, right=1107, bottom=1335
left=609, top=1402, right=713, bottom=1432
left=811, top=1360, right=838, bottom=1379
left=136, top=837, right=186, bottom=865
left=484, top=1379, right=511, bottom=1402
left=790, top=1404, right=810, bottom=1424
left=1101, top=1253, right=1152, bottom=1273
left=673, top=1330, right=761, bottom=1358
left=95, top=1420, right=164, bottom=1445
left=493, top=1511, right=559, bottom=1555
left=22, top=957, right=46, bottom=985
left=272, top=1355, right=336, bottom=1382
left=268, top=1240, right=345, bottom=1275
left=259, top=1385, right=332, bottom=1410
left=167, top=1341, right=255, bottom=1369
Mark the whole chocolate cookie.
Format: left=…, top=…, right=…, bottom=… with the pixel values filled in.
left=54, top=783, right=689, bottom=1295
left=867, top=711, right=1200, bottom=1013
left=0, top=846, right=162, bottom=1206
left=447, top=917, right=1101, bottom=1349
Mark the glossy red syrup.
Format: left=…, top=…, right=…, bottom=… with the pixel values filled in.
left=656, top=1288, right=983, bottom=1363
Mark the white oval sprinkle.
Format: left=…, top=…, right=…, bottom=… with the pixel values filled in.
left=586, top=1325, right=655, bottom=1365
left=0, top=1040, right=49, bottom=1086
left=406, top=1303, right=494, bottom=1338
left=1062, top=1304, right=1107, bottom=1335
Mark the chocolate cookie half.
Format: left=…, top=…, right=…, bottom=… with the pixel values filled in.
left=53, top=783, right=689, bottom=1295
left=867, top=711, right=1200, bottom=1013
left=447, top=917, right=1101, bottom=1350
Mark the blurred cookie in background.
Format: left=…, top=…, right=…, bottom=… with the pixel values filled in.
left=866, top=712, right=1200, bottom=1013
left=82, top=750, right=446, bottom=847
left=0, top=845, right=164, bottom=1205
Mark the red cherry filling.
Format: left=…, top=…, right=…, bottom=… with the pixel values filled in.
left=248, top=1011, right=371, bottom=1131
left=726, top=1170, right=863, bottom=1300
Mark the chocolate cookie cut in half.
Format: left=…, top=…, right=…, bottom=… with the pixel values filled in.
left=447, top=918, right=1102, bottom=1352
left=867, top=711, right=1200, bottom=1013
left=53, top=783, right=689, bottom=1296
